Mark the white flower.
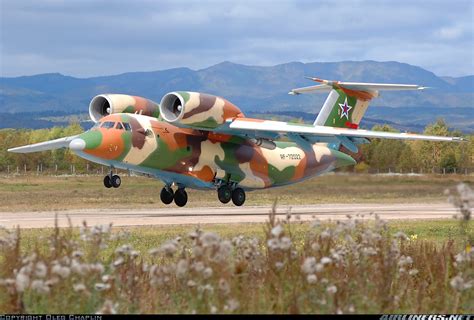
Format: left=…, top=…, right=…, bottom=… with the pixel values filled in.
left=267, top=238, right=280, bottom=251
left=198, top=284, right=214, bottom=294
left=160, top=241, right=177, bottom=256
left=321, top=257, right=332, bottom=265
left=102, top=275, right=113, bottom=282
left=91, top=263, right=105, bottom=274
left=307, top=274, right=317, bottom=284
left=362, top=247, right=377, bottom=256
left=15, top=273, right=29, bottom=292
left=31, top=280, right=49, bottom=294
left=398, top=255, right=413, bottom=268
left=73, top=283, right=86, bottom=292
left=224, top=298, right=240, bottom=312
left=52, top=264, right=71, bottom=279
left=115, top=244, right=132, bottom=255
left=148, top=248, right=160, bottom=256
left=302, top=257, right=317, bottom=274
left=326, top=285, right=337, bottom=294
left=34, top=262, right=48, bottom=278
left=279, top=237, right=292, bottom=251
left=450, top=275, right=465, bottom=291
left=409, top=269, right=419, bottom=276
left=315, top=263, right=324, bottom=273
left=203, top=267, right=213, bottom=279
left=275, top=262, right=285, bottom=270
left=320, top=230, right=331, bottom=239
left=187, top=280, right=197, bottom=287
left=200, top=232, right=220, bottom=247
left=95, top=283, right=111, bottom=291
left=271, top=225, right=284, bottom=238
left=210, top=305, right=218, bottom=314
left=113, top=257, right=125, bottom=267
left=193, top=261, right=205, bottom=273
left=176, top=259, right=188, bottom=279
left=311, top=243, right=320, bottom=251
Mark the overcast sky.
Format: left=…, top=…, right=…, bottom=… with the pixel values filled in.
left=1, top=0, right=473, bottom=78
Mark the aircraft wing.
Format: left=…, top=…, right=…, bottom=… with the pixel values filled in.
left=227, top=118, right=464, bottom=142
left=8, top=135, right=79, bottom=153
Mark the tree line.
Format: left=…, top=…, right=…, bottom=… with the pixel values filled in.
left=0, top=119, right=472, bottom=174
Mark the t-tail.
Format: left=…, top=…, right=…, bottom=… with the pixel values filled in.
left=289, top=77, right=426, bottom=129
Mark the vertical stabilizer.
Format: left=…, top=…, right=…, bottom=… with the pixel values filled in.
left=289, top=77, right=425, bottom=129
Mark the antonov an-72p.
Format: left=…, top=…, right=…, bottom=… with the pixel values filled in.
left=9, top=77, right=463, bottom=207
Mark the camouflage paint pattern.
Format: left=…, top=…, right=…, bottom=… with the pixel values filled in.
left=75, top=112, right=355, bottom=190
left=160, top=92, right=244, bottom=129
left=90, top=94, right=161, bottom=121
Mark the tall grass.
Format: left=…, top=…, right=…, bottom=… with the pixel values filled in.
left=0, top=185, right=472, bottom=314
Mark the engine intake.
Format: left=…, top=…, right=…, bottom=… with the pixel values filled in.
left=159, top=91, right=243, bottom=129
left=89, top=94, right=160, bottom=122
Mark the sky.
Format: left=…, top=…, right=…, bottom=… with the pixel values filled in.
left=1, top=0, right=473, bottom=78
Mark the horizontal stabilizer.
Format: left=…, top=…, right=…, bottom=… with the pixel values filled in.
left=8, top=135, right=78, bottom=153
left=289, top=77, right=426, bottom=95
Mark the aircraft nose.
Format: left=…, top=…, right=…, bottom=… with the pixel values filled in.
left=69, top=138, right=86, bottom=151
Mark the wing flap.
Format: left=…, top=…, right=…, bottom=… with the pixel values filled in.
left=229, top=118, right=464, bottom=142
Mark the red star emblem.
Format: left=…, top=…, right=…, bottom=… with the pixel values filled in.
left=339, top=98, right=353, bottom=120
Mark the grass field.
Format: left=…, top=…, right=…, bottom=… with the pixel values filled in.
left=0, top=173, right=472, bottom=211
left=1, top=174, right=472, bottom=314
left=1, top=215, right=472, bottom=314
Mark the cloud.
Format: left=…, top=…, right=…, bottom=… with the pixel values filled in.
left=1, top=0, right=473, bottom=77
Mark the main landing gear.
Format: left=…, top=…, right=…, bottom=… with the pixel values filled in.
left=217, top=185, right=245, bottom=206
left=103, top=170, right=121, bottom=188
left=160, top=185, right=188, bottom=207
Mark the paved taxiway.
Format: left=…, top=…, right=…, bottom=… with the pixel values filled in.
left=0, top=203, right=459, bottom=229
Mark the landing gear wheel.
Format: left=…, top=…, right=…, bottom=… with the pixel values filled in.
left=111, top=175, right=121, bottom=188
left=232, top=187, right=246, bottom=206
left=174, top=188, right=188, bottom=207
left=160, top=187, right=174, bottom=205
left=103, top=175, right=112, bottom=188
left=218, top=185, right=232, bottom=204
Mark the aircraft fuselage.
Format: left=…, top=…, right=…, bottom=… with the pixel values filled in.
left=72, top=113, right=355, bottom=190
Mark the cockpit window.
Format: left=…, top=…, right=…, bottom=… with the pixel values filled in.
left=116, top=122, right=124, bottom=130
left=101, top=121, right=115, bottom=129
left=123, top=123, right=132, bottom=131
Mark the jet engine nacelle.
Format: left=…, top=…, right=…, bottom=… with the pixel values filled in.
left=159, top=91, right=243, bottom=129
left=89, top=94, right=160, bottom=122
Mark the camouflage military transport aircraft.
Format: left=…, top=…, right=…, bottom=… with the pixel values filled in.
left=8, top=78, right=464, bottom=207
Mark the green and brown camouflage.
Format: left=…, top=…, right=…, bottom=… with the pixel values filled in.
left=159, top=91, right=244, bottom=129
left=74, top=112, right=355, bottom=190
left=89, top=94, right=161, bottom=122
left=10, top=78, right=461, bottom=205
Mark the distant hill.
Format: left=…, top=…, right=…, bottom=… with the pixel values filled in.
left=1, top=60, right=473, bottom=132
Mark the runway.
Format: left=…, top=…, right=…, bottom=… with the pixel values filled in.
left=0, top=202, right=459, bottom=229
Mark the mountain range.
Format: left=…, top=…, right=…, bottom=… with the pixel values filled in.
left=1, top=61, right=473, bottom=132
